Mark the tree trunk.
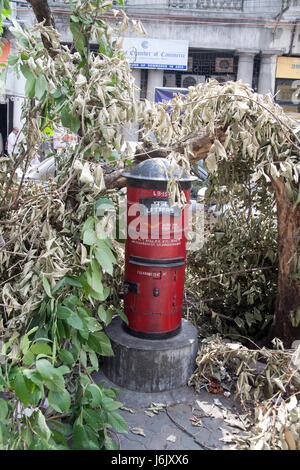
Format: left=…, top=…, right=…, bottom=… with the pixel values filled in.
left=268, top=177, right=300, bottom=347
left=26, top=0, right=57, bottom=57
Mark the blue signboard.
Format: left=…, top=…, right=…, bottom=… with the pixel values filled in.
left=154, top=87, right=189, bottom=103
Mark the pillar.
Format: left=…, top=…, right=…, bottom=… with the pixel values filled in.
left=258, top=50, right=282, bottom=96
left=236, top=50, right=259, bottom=87
left=131, top=68, right=141, bottom=98
left=146, top=69, right=164, bottom=102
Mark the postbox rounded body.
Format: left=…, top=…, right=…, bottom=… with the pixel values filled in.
left=122, top=158, right=196, bottom=339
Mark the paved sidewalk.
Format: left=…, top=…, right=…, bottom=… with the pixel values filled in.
left=95, top=371, right=244, bottom=451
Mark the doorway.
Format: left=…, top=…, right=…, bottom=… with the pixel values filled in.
left=0, top=98, right=13, bottom=154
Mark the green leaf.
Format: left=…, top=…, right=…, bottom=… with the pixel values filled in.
left=82, top=216, right=95, bottom=233
left=97, top=305, right=113, bottom=326
left=58, top=349, right=75, bottom=365
left=37, top=410, right=51, bottom=442
left=0, top=398, right=8, bottom=421
left=70, top=20, right=86, bottom=55
left=86, top=261, right=103, bottom=295
left=63, top=295, right=82, bottom=308
left=56, top=305, right=73, bottom=320
left=25, top=73, right=36, bottom=99
left=23, top=349, right=35, bottom=365
left=3, top=0, right=11, bottom=15
left=83, top=408, right=103, bottom=431
left=94, top=246, right=114, bottom=275
left=96, top=239, right=116, bottom=263
left=104, top=435, right=118, bottom=450
left=102, top=396, right=122, bottom=412
left=83, top=229, right=98, bottom=246
left=66, top=312, right=84, bottom=330
left=35, top=359, right=68, bottom=393
left=87, top=331, right=114, bottom=356
left=23, top=369, right=44, bottom=388
left=1, top=334, right=18, bottom=355
left=30, top=342, right=52, bottom=356
left=73, top=423, right=99, bottom=450
left=45, top=375, right=66, bottom=393
left=36, top=358, right=55, bottom=378
left=48, top=390, right=71, bottom=413
left=79, top=350, right=87, bottom=368
left=98, top=35, right=112, bottom=57
left=64, top=276, right=83, bottom=288
left=50, top=88, right=62, bottom=99
left=14, top=372, right=29, bottom=406
left=95, top=197, right=114, bottom=216
left=35, top=75, right=47, bottom=100
left=106, top=411, right=128, bottom=433
left=88, top=351, right=99, bottom=370
left=84, top=316, right=102, bottom=333
left=116, top=307, right=128, bottom=325
left=86, top=383, right=103, bottom=407
left=42, top=276, right=53, bottom=298
left=7, top=55, right=18, bottom=65
left=20, top=63, right=32, bottom=79
left=61, top=104, right=81, bottom=134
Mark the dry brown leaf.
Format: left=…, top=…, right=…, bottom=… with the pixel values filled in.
left=131, top=427, right=146, bottom=437
left=166, top=434, right=177, bottom=443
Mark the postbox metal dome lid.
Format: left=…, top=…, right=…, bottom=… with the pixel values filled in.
left=122, top=158, right=197, bottom=182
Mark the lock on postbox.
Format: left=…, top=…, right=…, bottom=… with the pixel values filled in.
left=122, top=158, right=197, bottom=339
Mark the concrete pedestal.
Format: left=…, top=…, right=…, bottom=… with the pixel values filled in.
left=102, top=317, right=198, bottom=393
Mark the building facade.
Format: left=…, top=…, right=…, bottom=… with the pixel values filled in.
left=2, top=0, right=300, bottom=136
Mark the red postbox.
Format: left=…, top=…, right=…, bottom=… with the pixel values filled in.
left=122, top=158, right=196, bottom=339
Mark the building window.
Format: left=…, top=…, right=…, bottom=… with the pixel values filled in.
left=275, top=78, right=300, bottom=115
left=140, top=69, right=148, bottom=99
left=181, top=50, right=238, bottom=83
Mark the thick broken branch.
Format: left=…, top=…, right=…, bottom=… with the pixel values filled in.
left=104, top=126, right=226, bottom=189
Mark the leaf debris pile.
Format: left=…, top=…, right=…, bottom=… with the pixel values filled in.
left=189, top=335, right=300, bottom=449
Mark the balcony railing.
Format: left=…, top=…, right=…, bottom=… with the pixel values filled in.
left=47, top=0, right=244, bottom=9
left=168, top=0, right=243, bottom=10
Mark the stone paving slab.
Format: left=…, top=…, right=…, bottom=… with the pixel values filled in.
left=95, top=371, right=243, bottom=451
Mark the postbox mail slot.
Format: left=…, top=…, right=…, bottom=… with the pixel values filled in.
left=129, top=256, right=185, bottom=268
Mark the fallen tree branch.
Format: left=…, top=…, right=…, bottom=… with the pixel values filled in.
left=103, top=126, right=226, bottom=189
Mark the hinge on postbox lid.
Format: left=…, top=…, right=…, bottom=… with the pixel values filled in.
left=124, top=280, right=139, bottom=294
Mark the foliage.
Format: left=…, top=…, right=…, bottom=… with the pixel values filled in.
left=0, top=0, right=144, bottom=450
left=0, top=0, right=10, bottom=38
left=186, top=176, right=278, bottom=341
left=147, top=78, right=300, bottom=345
left=147, top=79, right=300, bottom=210
left=189, top=335, right=300, bottom=450
left=0, top=0, right=299, bottom=451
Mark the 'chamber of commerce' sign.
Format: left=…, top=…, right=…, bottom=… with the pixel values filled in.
left=122, top=38, right=189, bottom=70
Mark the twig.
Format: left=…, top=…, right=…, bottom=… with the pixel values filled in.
left=165, top=407, right=214, bottom=450
left=198, top=265, right=274, bottom=282
left=0, top=200, right=50, bottom=250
